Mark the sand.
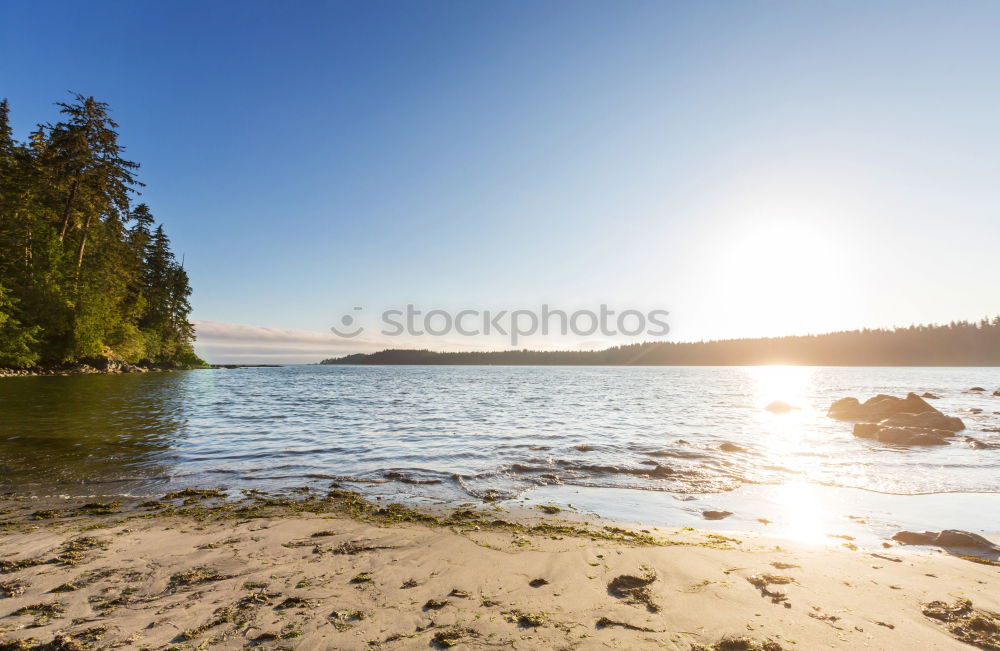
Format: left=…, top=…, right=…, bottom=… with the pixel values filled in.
left=0, top=490, right=998, bottom=650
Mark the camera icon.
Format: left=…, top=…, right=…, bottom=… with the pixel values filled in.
left=330, top=307, right=364, bottom=338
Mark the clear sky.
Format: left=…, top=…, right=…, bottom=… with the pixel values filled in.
left=3, top=1, right=999, bottom=362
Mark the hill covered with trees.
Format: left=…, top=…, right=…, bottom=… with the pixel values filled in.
left=321, top=319, right=1000, bottom=366
left=0, top=95, right=201, bottom=369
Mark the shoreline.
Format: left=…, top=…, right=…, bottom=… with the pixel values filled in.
left=0, top=363, right=201, bottom=379
left=7, top=480, right=1000, bottom=550
left=1, top=490, right=998, bottom=649
left=0, top=364, right=285, bottom=378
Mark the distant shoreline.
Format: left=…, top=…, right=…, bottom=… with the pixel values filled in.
left=319, top=318, right=1000, bottom=367
left=320, top=359, right=1000, bottom=368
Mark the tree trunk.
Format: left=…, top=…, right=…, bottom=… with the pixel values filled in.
left=58, top=174, right=80, bottom=242
left=75, top=212, right=93, bottom=273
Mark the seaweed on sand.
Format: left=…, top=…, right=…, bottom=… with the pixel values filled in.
left=0, top=640, right=37, bottom=651
left=0, top=633, right=85, bottom=650
left=237, top=589, right=274, bottom=609
left=769, top=562, right=799, bottom=570
left=423, top=599, right=448, bottom=610
left=275, top=596, right=313, bottom=609
left=55, top=536, right=109, bottom=566
left=11, top=600, right=65, bottom=627
left=329, top=609, right=366, bottom=631
left=50, top=567, right=117, bottom=593
left=162, top=488, right=224, bottom=500
left=432, top=627, right=478, bottom=648
left=0, top=558, right=43, bottom=574
left=88, top=586, right=140, bottom=614
left=30, top=510, right=60, bottom=520
left=608, top=568, right=660, bottom=612
left=595, top=616, right=657, bottom=632
left=76, top=502, right=120, bottom=515
left=168, top=565, right=226, bottom=589
left=328, top=540, right=393, bottom=555
left=692, top=636, right=785, bottom=651
left=504, top=609, right=547, bottom=628
left=72, top=625, right=109, bottom=644
left=922, top=598, right=1000, bottom=650
left=746, top=573, right=794, bottom=606
left=177, top=605, right=243, bottom=641
left=0, top=579, right=27, bottom=598
left=310, top=529, right=337, bottom=537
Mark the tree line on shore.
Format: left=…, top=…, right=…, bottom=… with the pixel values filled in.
left=0, top=95, right=201, bottom=368
left=321, top=318, right=1000, bottom=366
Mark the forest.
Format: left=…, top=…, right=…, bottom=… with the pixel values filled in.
left=0, top=95, right=201, bottom=369
left=322, top=319, right=1000, bottom=366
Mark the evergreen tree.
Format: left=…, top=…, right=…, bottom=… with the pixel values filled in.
left=0, top=284, right=40, bottom=367
left=0, top=94, right=201, bottom=368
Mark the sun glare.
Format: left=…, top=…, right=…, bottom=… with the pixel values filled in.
left=772, top=481, right=827, bottom=545
left=700, top=207, right=858, bottom=337
left=750, top=364, right=813, bottom=407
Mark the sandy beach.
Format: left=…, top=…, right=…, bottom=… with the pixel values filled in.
left=0, top=490, right=997, bottom=650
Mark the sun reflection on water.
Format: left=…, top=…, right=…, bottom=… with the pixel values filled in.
left=749, top=365, right=815, bottom=456
left=747, top=366, right=833, bottom=543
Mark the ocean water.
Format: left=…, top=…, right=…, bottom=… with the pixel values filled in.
left=2, top=366, right=999, bottom=506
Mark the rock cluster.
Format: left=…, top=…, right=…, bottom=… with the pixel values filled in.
left=0, top=358, right=190, bottom=377
left=827, top=392, right=967, bottom=446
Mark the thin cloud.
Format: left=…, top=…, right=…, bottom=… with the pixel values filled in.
left=193, top=320, right=504, bottom=364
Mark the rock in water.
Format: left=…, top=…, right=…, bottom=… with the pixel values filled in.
left=893, top=531, right=936, bottom=545
left=873, top=426, right=952, bottom=446
left=828, top=397, right=862, bottom=419
left=764, top=401, right=795, bottom=414
left=702, top=510, right=733, bottom=520
left=879, top=411, right=965, bottom=432
left=719, top=442, right=747, bottom=452
left=828, top=393, right=939, bottom=421
left=852, top=423, right=881, bottom=439
left=921, top=392, right=940, bottom=399
left=933, top=530, right=1000, bottom=551
left=832, top=393, right=969, bottom=447
left=853, top=423, right=953, bottom=446
left=894, top=530, right=1000, bottom=553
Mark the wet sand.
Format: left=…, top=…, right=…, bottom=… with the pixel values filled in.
left=0, top=490, right=998, bottom=650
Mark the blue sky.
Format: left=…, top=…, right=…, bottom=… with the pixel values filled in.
left=3, top=1, right=999, bottom=361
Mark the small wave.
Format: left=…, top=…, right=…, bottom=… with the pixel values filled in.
left=641, top=448, right=709, bottom=459
left=381, top=469, right=446, bottom=485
